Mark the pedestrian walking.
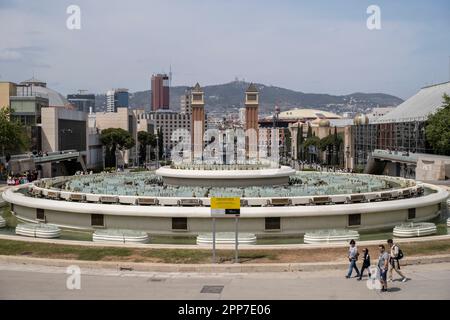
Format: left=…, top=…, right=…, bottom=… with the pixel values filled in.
left=357, top=248, right=371, bottom=281
left=378, top=244, right=389, bottom=292
left=387, top=239, right=407, bottom=282
left=346, top=239, right=360, bottom=278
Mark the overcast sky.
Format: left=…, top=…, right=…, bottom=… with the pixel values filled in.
left=0, top=0, right=449, bottom=99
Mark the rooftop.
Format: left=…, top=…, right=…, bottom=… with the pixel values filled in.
left=275, top=108, right=341, bottom=120
left=374, top=81, right=450, bottom=123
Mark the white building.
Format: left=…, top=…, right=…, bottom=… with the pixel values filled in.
left=106, top=90, right=116, bottom=113
left=180, top=89, right=191, bottom=114
left=138, top=110, right=207, bottom=153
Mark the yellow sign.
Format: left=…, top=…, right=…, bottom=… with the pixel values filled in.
left=211, top=197, right=240, bottom=210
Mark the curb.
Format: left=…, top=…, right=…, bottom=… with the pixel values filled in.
left=1, top=254, right=450, bottom=273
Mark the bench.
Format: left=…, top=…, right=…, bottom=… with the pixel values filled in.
left=100, top=196, right=118, bottom=204
left=380, top=192, right=392, bottom=201
left=349, top=194, right=365, bottom=203
left=70, top=193, right=85, bottom=202
left=31, top=188, right=41, bottom=197
left=46, top=191, right=60, bottom=200
left=312, top=196, right=331, bottom=205
left=137, top=197, right=159, bottom=206
left=268, top=198, right=292, bottom=206
left=178, top=199, right=203, bottom=206
left=400, top=189, right=411, bottom=198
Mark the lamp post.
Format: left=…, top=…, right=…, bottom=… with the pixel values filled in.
left=345, top=146, right=350, bottom=171
left=135, top=119, right=140, bottom=168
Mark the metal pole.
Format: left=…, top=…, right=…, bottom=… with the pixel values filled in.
left=234, top=216, right=239, bottom=263
left=212, top=217, right=216, bottom=263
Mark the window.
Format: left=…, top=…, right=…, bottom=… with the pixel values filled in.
left=408, top=208, right=416, bottom=220
left=172, top=217, right=187, bottom=230
left=193, top=93, right=202, bottom=101
left=91, top=214, right=104, bottom=227
left=265, top=217, right=281, bottom=230
left=247, top=94, right=257, bottom=101
left=36, top=208, right=45, bottom=221
left=348, top=214, right=361, bottom=226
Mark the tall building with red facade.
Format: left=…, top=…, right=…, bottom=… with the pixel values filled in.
left=151, top=74, right=170, bottom=111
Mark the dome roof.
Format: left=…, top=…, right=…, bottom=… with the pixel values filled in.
left=353, top=114, right=369, bottom=125
left=319, top=119, right=330, bottom=127
left=277, top=108, right=341, bottom=120
left=20, top=77, right=47, bottom=87
left=20, top=79, right=70, bottom=107
left=31, top=85, right=69, bottom=107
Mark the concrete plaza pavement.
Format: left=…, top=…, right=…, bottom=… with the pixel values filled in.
left=0, top=261, right=449, bottom=299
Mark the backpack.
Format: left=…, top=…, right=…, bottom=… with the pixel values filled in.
left=395, top=245, right=404, bottom=260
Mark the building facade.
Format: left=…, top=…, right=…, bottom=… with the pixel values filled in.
left=67, top=92, right=96, bottom=113
left=151, top=74, right=170, bottom=111
left=106, top=88, right=129, bottom=113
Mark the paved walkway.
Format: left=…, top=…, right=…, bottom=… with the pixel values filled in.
left=0, top=261, right=449, bottom=299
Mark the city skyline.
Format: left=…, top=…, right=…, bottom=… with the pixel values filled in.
left=0, top=0, right=449, bottom=99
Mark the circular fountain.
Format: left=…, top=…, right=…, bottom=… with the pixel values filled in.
left=157, top=164, right=295, bottom=187
left=2, top=166, right=448, bottom=236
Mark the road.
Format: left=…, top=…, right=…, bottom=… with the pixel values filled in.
left=0, top=262, right=449, bottom=299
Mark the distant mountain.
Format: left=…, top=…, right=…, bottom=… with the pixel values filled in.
left=95, top=81, right=403, bottom=116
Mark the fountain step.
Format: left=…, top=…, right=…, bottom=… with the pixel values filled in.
left=197, top=232, right=257, bottom=245
left=0, top=216, right=6, bottom=228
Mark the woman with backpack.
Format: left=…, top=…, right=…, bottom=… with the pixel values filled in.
left=346, top=239, right=360, bottom=278
left=357, top=248, right=371, bottom=281
left=387, top=239, right=407, bottom=282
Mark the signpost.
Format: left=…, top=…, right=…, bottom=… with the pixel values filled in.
left=210, top=197, right=241, bottom=263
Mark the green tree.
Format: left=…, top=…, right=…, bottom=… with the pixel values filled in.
left=157, top=128, right=164, bottom=159
left=304, top=136, right=320, bottom=163
left=283, top=128, right=291, bottom=161
left=100, top=128, right=135, bottom=167
left=0, top=107, right=29, bottom=157
left=296, top=124, right=304, bottom=160
left=137, top=131, right=156, bottom=164
left=426, top=94, right=450, bottom=155
left=306, top=123, right=312, bottom=138
left=319, top=129, right=343, bottom=165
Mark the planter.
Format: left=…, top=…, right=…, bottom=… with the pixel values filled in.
left=93, top=229, right=149, bottom=244
left=197, top=232, right=257, bottom=245
left=15, top=223, right=61, bottom=238
left=304, top=229, right=360, bottom=244
left=393, top=222, right=437, bottom=238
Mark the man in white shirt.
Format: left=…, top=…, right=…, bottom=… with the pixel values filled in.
left=345, top=239, right=360, bottom=278
left=387, top=239, right=407, bottom=282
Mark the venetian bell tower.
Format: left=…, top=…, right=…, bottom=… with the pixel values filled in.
left=190, top=83, right=205, bottom=161
left=245, top=83, right=259, bottom=160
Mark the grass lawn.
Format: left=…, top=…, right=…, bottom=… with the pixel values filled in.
left=0, top=238, right=449, bottom=264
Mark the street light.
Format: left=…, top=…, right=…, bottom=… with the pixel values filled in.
left=135, top=119, right=140, bottom=168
